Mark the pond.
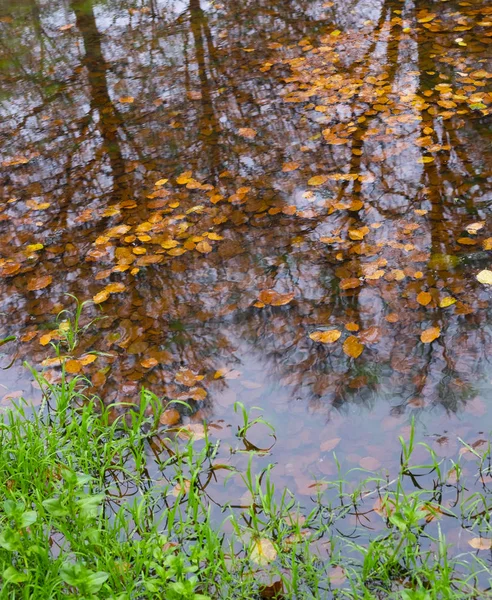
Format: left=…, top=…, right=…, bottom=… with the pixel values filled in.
left=0, top=0, right=491, bottom=562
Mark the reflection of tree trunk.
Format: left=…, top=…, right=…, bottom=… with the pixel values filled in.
left=189, top=0, right=220, bottom=181
left=71, top=0, right=126, bottom=202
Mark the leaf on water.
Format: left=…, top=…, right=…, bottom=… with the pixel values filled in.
left=196, top=240, right=213, bottom=254
left=250, top=538, right=277, bottom=565
left=175, top=369, right=203, bottom=387
left=154, top=178, right=168, bottom=186
left=348, top=226, right=369, bottom=240
left=160, top=408, right=180, bottom=426
left=468, top=538, right=492, bottom=550
left=343, top=336, right=364, bottom=358
left=93, top=282, right=126, bottom=303
left=171, top=479, right=191, bottom=497
left=238, top=127, right=257, bottom=139
left=420, top=326, right=440, bottom=343
left=320, top=437, right=341, bottom=452
left=309, top=330, right=341, bottom=344
left=25, top=243, right=44, bottom=253
left=465, top=222, right=484, bottom=234
left=282, top=162, right=300, bottom=172
left=27, top=275, right=52, bottom=291
left=258, top=290, right=294, bottom=306
left=176, top=171, right=192, bottom=185
left=308, top=175, right=328, bottom=186
left=439, top=296, right=456, bottom=308
left=140, top=357, right=158, bottom=369
left=93, top=290, right=110, bottom=304
left=416, top=291, right=432, bottom=306
left=79, top=354, right=97, bottom=366
left=359, top=456, right=381, bottom=470
left=118, top=96, right=134, bottom=103
left=178, top=423, right=206, bottom=441
left=339, top=278, right=361, bottom=290
left=418, top=156, right=434, bottom=163
left=65, top=359, right=82, bottom=375
left=345, top=322, right=359, bottom=331
left=476, top=270, right=492, bottom=285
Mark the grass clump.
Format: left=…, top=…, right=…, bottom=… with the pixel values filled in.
left=0, top=367, right=491, bottom=599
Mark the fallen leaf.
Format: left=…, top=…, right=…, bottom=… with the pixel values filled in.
left=320, top=437, right=341, bottom=452
left=343, top=336, right=364, bottom=358
left=238, top=127, right=257, bottom=139
left=439, top=296, right=456, bottom=308
left=309, top=330, right=341, bottom=344
left=340, top=277, right=361, bottom=290
left=420, top=326, right=440, bottom=344
left=417, top=291, right=432, bottom=306
left=476, top=270, right=492, bottom=285
left=160, top=408, right=181, bottom=426
left=250, top=538, right=277, bottom=565
left=118, top=96, right=134, bottom=103
left=196, top=240, right=213, bottom=254
left=308, top=175, right=328, bottom=186
left=27, top=275, right=52, bottom=291
left=282, top=162, right=300, bottom=172
left=468, top=538, right=492, bottom=550
left=258, top=290, right=294, bottom=306
left=65, top=359, right=82, bottom=374
left=359, top=456, right=381, bottom=470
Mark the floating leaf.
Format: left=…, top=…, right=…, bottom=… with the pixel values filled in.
left=309, top=330, right=341, bottom=344
left=320, top=437, right=341, bottom=452
left=196, top=240, right=213, bottom=254
left=238, top=127, right=257, bottom=139
left=343, top=336, right=364, bottom=358
left=420, top=326, right=440, bottom=344
left=468, top=538, right=492, bottom=550
left=340, top=278, right=361, bottom=290
left=417, top=291, right=432, bottom=306
left=258, top=290, right=294, bottom=306
left=250, top=538, right=277, bottom=565
left=476, top=270, right=492, bottom=285
left=308, top=175, right=328, bottom=186
left=118, top=96, right=134, bottom=103
left=160, top=408, right=180, bottom=426
left=65, top=359, right=82, bottom=374
left=282, top=162, right=300, bottom=172
left=27, top=275, right=52, bottom=291
left=439, top=296, right=456, bottom=308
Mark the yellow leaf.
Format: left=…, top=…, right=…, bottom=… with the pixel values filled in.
left=416, top=291, right=432, bottom=306
left=161, top=239, right=178, bottom=249
left=476, top=270, right=492, bottom=285
left=309, top=330, right=341, bottom=344
left=154, top=178, right=168, bottom=186
left=40, top=333, right=52, bottom=346
left=206, top=232, right=223, bottom=241
left=420, top=326, right=440, bottom=343
left=65, top=359, right=82, bottom=374
left=468, top=538, right=492, bottom=550
left=348, top=226, right=369, bottom=240
left=343, top=336, right=364, bottom=358
left=258, top=290, right=294, bottom=306
left=418, top=156, right=434, bottom=164
left=250, top=538, right=277, bottom=565
left=308, top=175, right=328, bottom=186
left=118, top=96, right=134, bottom=104
left=26, top=243, right=44, bottom=252
left=93, top=290, right=110, bottom=304
left=282, top=162, right=300, bottom=172
left=141, top=357, right=158, bottom=369
left=176, top=171, right=192, bottom=185
left=439, top=296, right=456, bottom=308
left=105, top=282, right=125, bottom=294
left=79, top=354, right=97, bottom=366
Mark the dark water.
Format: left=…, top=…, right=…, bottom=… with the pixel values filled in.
left=0, top=0, right=491, bottom=553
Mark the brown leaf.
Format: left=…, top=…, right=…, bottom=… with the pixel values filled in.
left=27, top=275, right=52, bottom=291
left=320, top=437, right=341, bottom=452
left=359, top=456, right=381, bottom=470
left=258, top=290, right=294, bottom=306
left=160, top=408, right=181, bottom=426
left=340, top=278, right=361, bottom=290
left=282, top=162, right=300, bottom=172
left=308, top=175, right=328, bottom=186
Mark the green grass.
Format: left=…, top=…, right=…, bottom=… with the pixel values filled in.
left=1, top=365, right=492, bottom=598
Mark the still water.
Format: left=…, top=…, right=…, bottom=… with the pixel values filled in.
left=0, top=0, right=491, bottom=553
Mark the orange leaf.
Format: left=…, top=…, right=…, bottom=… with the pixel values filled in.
left=27, top=275, right=52, bottom=291
left=417, top=291, right=432, bottom=306
left=238, top=127, right=257, bottom=139
left=420, top=326, right=440, bottom=343
left=343, top=336, right=364, bottom=358
left=65, top=359, right=82, bottom=374
left=468, top=538, right=492, bottom=550
left=308, top=175, right=328, bottom=186
left=309, top=330, right=341, bottom=344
